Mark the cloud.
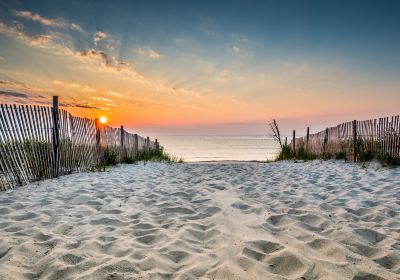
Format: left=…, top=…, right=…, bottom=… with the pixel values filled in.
left=0, top=79, right=46, bottom=93
left=80, top=49, right=131, bottom=71
left=81, top=86, right=95, bottom=92
left=53, top=80, right=80, bottom=88
left=0, top=56, right=4, bottom=61
left=0, top=90, right=28, bottom=98
left=0, top=20, right=193, bottom=97
left=0, top=21, right=56, bottom=49
left=75, top=104, right=102, bottom=109
left=92, top=31, right=116, bottom=50
left=148, top=49, right=162, bottom=59
left=92, top=96, right=114, bottom=103
left=93, top=31, right=107, bottom=44
left=14, top=10, right=83, bottom=32
left=136, top=48, right=162, bottom=59
left=60, top=100, right=110, bottom=111
left=216, top=70, right=244, bottom=82
left=52, top=80, right=95, bottom=92
left=232, top=46, right=240, bottom=53
left=107, top=91, right=123, bottom=97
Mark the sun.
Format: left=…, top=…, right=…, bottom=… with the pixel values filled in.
left=99, top=116, right=107, bottom=124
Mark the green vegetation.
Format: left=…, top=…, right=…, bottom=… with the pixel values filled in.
left=270, top=121, right=399, bottom=166
left=379, top=153, right=400, bottom=167
left=122, top=149, right=184, bottom=164
left=335, top=151, right=346, bottom=160
left=296, top=147, right=318, bottom=160
left=275, top=145, right=318, bottom=161
left=94, top=147, right=119, bottom=171
left=0, top=140, right=52, bottom=180
left=94, top=147, right=183, bottom=171
left=274, top=142, right=400, bottom=167
left=275, top=145, right=294, bottom=160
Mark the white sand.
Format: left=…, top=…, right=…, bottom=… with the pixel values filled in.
left=0, top=161, right=399, bottom=280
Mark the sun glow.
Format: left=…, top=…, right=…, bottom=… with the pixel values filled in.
left=99, top=116, right=107, bottom=124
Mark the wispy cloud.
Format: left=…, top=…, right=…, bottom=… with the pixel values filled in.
left=92, top=96, right=114, bottom=103
left=136, top=48, right=163, bottom=59
left=13, top=10, right=83, bottom=32
left=216, top=70, right=245, bottom=82
left=0, top=21, right=52, bottom=47
left=0, top=79, right=46, bottom=93
left=0, top=20, right=195, bottom=98
left=93, top=31, right=107, bottom=45
left=232, top=46, right=240, bottom=53
left=53, top=80, right=80, bottom=88
left=75, top=104, right=103, bottom=109
left=52, top=80, right=95, bottom=92
left=0, top=90, right=28, bottom=98
left=81, top=86, right=95, bottom=93
left=80, top=49, right=131, bottom=71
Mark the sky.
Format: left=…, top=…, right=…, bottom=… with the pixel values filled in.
left=0, top=0, right=399, bottom=135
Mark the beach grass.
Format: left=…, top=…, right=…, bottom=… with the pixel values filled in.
left=122, top=149, right=184, bottom=164
left=275, top=141, right=400, bottom=166
left=95, top=147, right=183, bottom=171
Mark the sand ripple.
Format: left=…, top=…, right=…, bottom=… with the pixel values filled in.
left=0, top=161, right=399, bottom=279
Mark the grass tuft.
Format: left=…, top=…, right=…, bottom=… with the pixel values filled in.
left=275, top=145, right=294, bottom=161
left=379, top=154, right=400, bottom=167
left=122, top=149, right=184, bottom=164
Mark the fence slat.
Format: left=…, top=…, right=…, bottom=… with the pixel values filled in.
left=290, top=115, right=400, bottom=162
left=0, top=100, right=161, bottom=190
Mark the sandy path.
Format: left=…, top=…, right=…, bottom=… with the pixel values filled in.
left=0, top=161, right=399, bottom=280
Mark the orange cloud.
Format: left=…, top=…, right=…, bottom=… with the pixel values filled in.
left=13, top=10, right=83, bottom=32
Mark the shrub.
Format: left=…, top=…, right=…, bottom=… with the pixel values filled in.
left=296, top=147, right=318, bottom=160
left=100, top=147, right=119, bottom=167
left=335, top=151, right=346, bottom=160
left=379, top=154, right=400, bottom=167
left=356, top=138, right=374, bottom=162
left=122, top=149, right=184, bottom=164
left=275, top=145, right=294, bottom=160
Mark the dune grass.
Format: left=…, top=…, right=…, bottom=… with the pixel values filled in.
left=95, top=147, right=184, bottom=171
left=122, top=149, right=184, bottom=164
left=274, top=142, right=400, bottom=167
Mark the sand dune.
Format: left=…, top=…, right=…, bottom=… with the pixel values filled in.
left=0, top=161, right=399, bottom=279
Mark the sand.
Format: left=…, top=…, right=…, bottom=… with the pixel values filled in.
left=0, top=160, right=399, bottom=280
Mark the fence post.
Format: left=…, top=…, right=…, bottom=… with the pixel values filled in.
left=284, top=137, right=287, bottom=147
left=353, top=120, right=357, bottom=162
left=323, top=128, right=329, bottom=154
left=120, top=125, right=124, bottom=160
left=134, top=134, right=139, bottom=155
left=292, top=130, right=296, bottom=152
left=95, top=118, right=101, bottom=160
left=306, top=127, right=310, bottom=150
left=52, top=96, right=60, bottom=178
left=155, top=139, right=159, bottom=151
left=146, top=136, right=150, bottom=152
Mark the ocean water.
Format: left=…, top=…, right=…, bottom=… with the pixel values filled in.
left=151, top=135, right=280, bottom=162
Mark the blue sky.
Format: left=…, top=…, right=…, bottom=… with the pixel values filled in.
left=0, top=0, right=399, bottom=134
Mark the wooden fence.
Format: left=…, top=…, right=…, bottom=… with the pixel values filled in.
left=0, top=97, right=160, bottom=191
left=290, top=115, right=400, bottom=162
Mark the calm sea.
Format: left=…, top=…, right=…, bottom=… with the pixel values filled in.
left=150, top=135, right=280, bottom=162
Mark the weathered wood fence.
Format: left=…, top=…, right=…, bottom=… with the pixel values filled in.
left=0, top=96, right=160, bottom=191
left=290, top=115, right=400, bottom=161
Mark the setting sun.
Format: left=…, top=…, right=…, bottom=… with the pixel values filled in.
left=99, top=116, right=107, bottom=124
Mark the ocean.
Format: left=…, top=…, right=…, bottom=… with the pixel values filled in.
left=150, top=135, right=280, bottom=162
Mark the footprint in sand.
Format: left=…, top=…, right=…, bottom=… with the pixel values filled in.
left=266, top=251, right=310, bottom=278
left=352, top=272, right=387, bottom=280
left=306, top=238, right=346, bottom=262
